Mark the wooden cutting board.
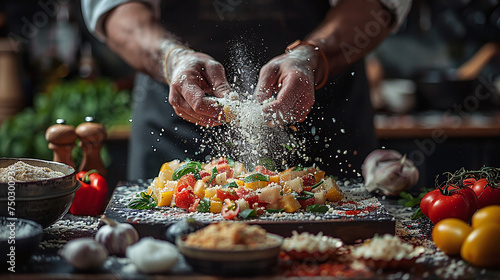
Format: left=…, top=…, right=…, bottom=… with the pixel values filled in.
left=104, top=179, right=395, bottom=244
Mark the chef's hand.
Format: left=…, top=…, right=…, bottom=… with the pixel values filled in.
left=166, top=47, right=232, bottom=126
left=255, top=46, right=323, bottom=126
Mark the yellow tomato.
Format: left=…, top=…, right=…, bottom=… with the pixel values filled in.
left=461, top=224, right=500, bottom=267
left=471, top=205, right=500, bottom=229
left=432, top=218, right=472, bottom=255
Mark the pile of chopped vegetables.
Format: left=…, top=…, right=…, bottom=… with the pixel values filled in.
left=129, top=157, right=344, bottom=220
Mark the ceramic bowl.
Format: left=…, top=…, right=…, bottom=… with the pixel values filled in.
left=0, top=217, right=43, bottom=268
left=0, top=158, right=79, bottom=228
left=176, top=233, right=283, bottom=276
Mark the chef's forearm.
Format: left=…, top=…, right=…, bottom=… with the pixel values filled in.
left=306, top=0, right=393, bottom=80
left=104, top=2, right=181, bottom=81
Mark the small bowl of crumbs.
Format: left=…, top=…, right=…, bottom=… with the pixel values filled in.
left=0, top=217, right=43, bottom=268
left=176, top=221, right=283, bottom=276
left=351, top=234, right=425, bottom=270
left=0, top=158, right=79, bottom=228
left=282, top=231, right=343, bottom=262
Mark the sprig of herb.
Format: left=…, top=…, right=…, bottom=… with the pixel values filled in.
left=238, top=209, right=257, bottom=219
left=128, top=192, right=157, bottom=210
left=306, top=204, right=329, bottom=213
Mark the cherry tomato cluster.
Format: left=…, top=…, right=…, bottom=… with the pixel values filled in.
left=420, top=167, right=500, bottom=224
left=432, top=206, right=500, bottom=268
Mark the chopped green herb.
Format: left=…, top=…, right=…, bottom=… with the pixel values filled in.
left=223, top=182, right=239, bottom=188
left=238, top=209, right=257, bottom=219
left=196, top=198, right=211, bottom=212
left=172, top=162, right=202, bottom=180
left=311, top=179, right=324, bottom=190
left=292, top=164, right=304, bottom=171
left=208, top=167, right=218, bottom=184
left=243, top=173, right=269, bottom=183
left=306, top=204, right=329, bottom=213
left=128, top=192, right=157, bottom=210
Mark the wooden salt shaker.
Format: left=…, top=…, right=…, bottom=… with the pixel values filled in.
left=76, top=118, right=107, bottom=177
left=45, top=119, right=77, bottom=168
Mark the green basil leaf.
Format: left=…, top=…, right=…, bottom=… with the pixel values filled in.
left=196, top=198, right=211, bottom=213
left=128, top=192, right=157, bottom=209
left=208, top=167, right=218, bottom=184
left=306, top=204, right=329, bottom=213
left=243, top=173, right=269, bottom=183
left=238, top=209, right=257, bottom=219
left=223, top=182, right=239, bottom=188
left=172, top=162, right=202, bottom=180
left=266, top=209, right=285, bottom=213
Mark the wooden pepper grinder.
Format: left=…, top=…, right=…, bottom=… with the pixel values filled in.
left=76, top=117, right=107, bottom=177
left=45, top=119, right=77, bottom=168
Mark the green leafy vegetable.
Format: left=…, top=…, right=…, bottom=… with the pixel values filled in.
left=208, top=167, right=218, bottom=184
left=311, top=179, right=324, bottom=190
left=398, top=189, right=429, bottom=220
left=238, top=209, right=257, bottom=219
left=223, top=182, right=239, bottom=188
left=306, top=204, right=329, bottom=213
left=196, top=198, right=211, bottom=212
left=172, top=162, right=202, bottom=180
left=128, top=192, right=157, bottom=210
left=243, top=173, right=269, bottom=183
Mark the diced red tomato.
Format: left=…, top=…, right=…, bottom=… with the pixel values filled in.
left=299, top=197, right=315, bottom=209
left=175, top=188, right=196, bottom=209
left=301, top=174, right=316, bottom=187
left=255, top=165, right=277, bottom=176
left=216, top=163, right=234, bottom=178
left=236, top=187, right=259, bottom=205
left=188, top=198, right=200, bottom=212
left=176, top=174, right=197, bottom=194
left=211, top=157, right=228, bottom=165
left=199, top=171, right=210, bottom=179
left=221, top=199, right=240, bottom=220
left=216, top=188, right=239, bottom=201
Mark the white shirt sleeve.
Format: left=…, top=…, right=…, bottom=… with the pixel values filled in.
left=330, top=0, right=412, bottom=32
left=81, top=0, right=159, bottom=41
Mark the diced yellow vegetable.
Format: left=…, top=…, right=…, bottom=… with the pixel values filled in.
left=244, top=181, right=268, bottom=190
left=159, top=160, right=178, bottom=182
left=314, top=170, right=326, bottom=182
left=234, top=179, right=244, bottom=187
left=323, top=178, right=343, bottom=202
left=193, top=180, right=206, bottom=199
left=269, top=175, right=280, bottom=184
left=205, top=187, right=217, bottom=198
left=157, top=189, right=174, bottom=207
left=210, top=198, right=223, bottom=213
left=278, top=194, right=301, bottom=213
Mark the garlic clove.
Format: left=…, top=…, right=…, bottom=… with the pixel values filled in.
left=95, top=215, right=139, bottom=256
left=59, top=238, right=108, bottom=271
left=126, top=237, right=179, bottom=274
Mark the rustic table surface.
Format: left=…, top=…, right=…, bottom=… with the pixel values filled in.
left=3, top=180, right=500, bottom=280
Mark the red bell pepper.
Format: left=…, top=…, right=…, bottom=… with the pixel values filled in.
left=70, top=170, right=109, bottom=216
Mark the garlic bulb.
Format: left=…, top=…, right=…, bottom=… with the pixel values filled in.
left=95, top=215, right=139, bottom=256
left=362, top=149, right=419, bottom=195
left=126, top=237, right=179, bottom=273
left=59, top=238, right=108, bottom=270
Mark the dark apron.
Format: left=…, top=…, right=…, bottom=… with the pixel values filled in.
left=128, top=0, right=377, bottom=180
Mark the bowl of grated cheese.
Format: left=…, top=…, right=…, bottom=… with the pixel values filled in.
left=0, top=158, right=79, bottom=228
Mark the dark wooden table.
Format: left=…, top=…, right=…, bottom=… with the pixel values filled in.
left=3, top=182, right=500, bottom=280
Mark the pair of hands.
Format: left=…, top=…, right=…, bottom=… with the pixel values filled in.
left=166, top=46, right=320, bottom=127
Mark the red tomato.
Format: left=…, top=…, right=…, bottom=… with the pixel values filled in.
left=176, top=174, right=197, bottom=194
left=216, top=188, right=239, bottom=201
left=198, top=171, right=210, bottom=179
left=188, top=198, right=200, bottom=213
left=175, top=188, right=195, bottom=209
left=299, top=197, right=315, bottom=209
left=469, top=178, right=500, bottom=209
left=216, top=163, right=234, bottom=178
left=255, top=165, right=277, bottom=176
left=301, top=174, right=316, bottom=187
left=236, top=187, right=259, bottom=205
left=420, top=189, right=441, bottom=217
left=427, top=187, right=476, bottom=224
left=221, top=199, right=240, bottom=220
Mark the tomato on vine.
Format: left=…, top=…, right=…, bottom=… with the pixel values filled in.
left=420, top=184, right=477, bottom=224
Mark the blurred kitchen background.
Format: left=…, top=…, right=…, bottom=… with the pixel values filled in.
left=0, top=0, right=499, bottom=190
